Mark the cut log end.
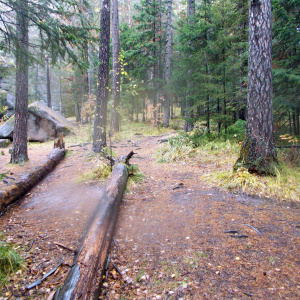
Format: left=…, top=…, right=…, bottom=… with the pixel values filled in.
left=54, top=133, right=65, bottom=149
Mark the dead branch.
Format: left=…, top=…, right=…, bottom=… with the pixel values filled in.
left=54, top=242, right=76, bottom=253
left=25, top=240, right=35, bottom=252
left=101, top=150, right=136, bottom=166
left=112, top=263, right=123, bottom=276
left=101, top=149, right=116, bottom=166
left=242, top=224, right=262, bottom=235
left=26, top=258, right=63, bottom=290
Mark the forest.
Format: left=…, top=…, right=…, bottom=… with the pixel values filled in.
left=0, top=0, right=299, bottom=299
left=0, top=0, right=299, bottom=163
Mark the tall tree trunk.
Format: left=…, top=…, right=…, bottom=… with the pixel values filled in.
left=288, top=110, right=292, bottom=135
left=184, top=0, right=195, bottom=132
left=234, top=0, right=278, bottom=175
left=11, top=0, right=29, bottom=164
left=88, top=8, right=95, bottom=97
left=296, top=106, right=299, bottom=135
left=223, top=57, right=227, bottom=133
left=75, top=99, right=80, bottom=122
left=217, top=98, right=221, bottom=133
left=110, top=0, right=121, bottom=136
left=81, top=74, right=89, bottom=123
left=93, top=0, right=111, bottom=152
left=162, top=0, right=172, bottom=127
left=35, top=63, right=39, bottom=101
left=45, top=55, right=52, bottom=109
left=292, top=110, right=296, bottom=134
left=59, top=75, right=63, bottom=114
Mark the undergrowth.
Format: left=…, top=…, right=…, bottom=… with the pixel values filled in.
left=0, top=233, right=23, bottom=285
left=77, top=152, right=112, bottom=183
left=157, top=132, right=195, bottom=162
left=113, top=121, right=170, bottom=141
left=157, top=130, right=239, bottom=163
left=126, top=164, right=145, bottom=191
left=208, top=165, right=300, bottom=202
left=157, top=127, right=300, bottom=202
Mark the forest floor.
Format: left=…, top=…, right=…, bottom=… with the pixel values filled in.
left=0, top=129, right=300, bottom=299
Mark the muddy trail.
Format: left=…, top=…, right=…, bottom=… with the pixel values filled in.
left=0, top=143, right=106, bottom=299
left=0, top=134, right=300, bottom=300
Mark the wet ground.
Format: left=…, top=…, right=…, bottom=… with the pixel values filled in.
left=0, top=135, right=300, bottom=300
left=0, top=143, right=106, bottom=299
left=101, top=135, right=300, bottom=300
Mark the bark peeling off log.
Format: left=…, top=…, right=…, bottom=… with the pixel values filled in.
left=58, top=164, right=128, bottom=300
left=0, top=148, right=65, bottom=212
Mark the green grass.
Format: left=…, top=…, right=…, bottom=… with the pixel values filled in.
left=126, top=164, right=145, bottom=191
left=113, top=120, right=171, bottom=141
left=206, top=157, right=300, bottom=202
left=157, top=131, right=300, bottom=202
left=78, top=163, right=112, bottom=183
left=156, top=132, right=196, bottom=162
left=0, top=234, right=23, bottom=285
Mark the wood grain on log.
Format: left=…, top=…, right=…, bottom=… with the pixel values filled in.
left=0, top=148, right=65, bottom=212
left=58, top=164, right=128, bottom=300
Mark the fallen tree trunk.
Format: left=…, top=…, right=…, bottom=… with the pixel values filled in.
left=57, top=163, right=128, bottom=300
left=0, top=148, right=65, bottom=212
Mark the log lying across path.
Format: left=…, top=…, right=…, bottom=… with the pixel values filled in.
left=0, top=147, right=65, bottom=212
left=57, top=163, right=128, bottom=300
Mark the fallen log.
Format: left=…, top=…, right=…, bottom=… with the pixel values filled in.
left=57, top=163, right=128, bottom=300
left=0, top=147, right=65, bottom=212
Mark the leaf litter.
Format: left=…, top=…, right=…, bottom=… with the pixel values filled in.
left=0, top=134, right=299, bottom=299
left=100, top=134, right=300, bottom=300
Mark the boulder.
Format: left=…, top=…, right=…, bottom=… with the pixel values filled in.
left=0, top=139, right=10, bottom=148
left=6, top=93, right=15, bottom=109
left=0, top=101, right=75, bottom=142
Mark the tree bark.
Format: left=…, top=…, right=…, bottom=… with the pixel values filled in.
left=45, top=55, right=52, bottom=109
left=88, top=8, right=95, bottom=97
left=296, top=106, right=299, bottom=135
left=110, top=0, right=121, bottom=136
left=59, top=75, right=63, bottom=114
left=162, top=0, right=173, bottom=127
left=93, top=0, right=111, bottom=152
left=184, top=0, right=195, bottom=132
left=234, top=0, right=278, bottom=175
left=57, top=164, right=128, bottom=300
left=10, top=0, right=29, bottom=164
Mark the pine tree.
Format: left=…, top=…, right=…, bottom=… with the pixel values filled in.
left=93, top=0, right=111, bottom=152
left=10, top=0, right=29, bottom=164
left=162, top=0, right=173, bottom=127
left=234, top=0, right=279, bottom=175
left=110, top=0, right=121, bottom=135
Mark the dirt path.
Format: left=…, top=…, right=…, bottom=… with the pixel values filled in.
left=0, top=143, right=106, bottom=299
left=102, top=135, right=300, bottom=300
left=0, top=134, right=299, bottom=299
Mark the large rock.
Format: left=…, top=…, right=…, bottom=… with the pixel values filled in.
left=6, top=93, right=15, bottom=109
left=0, top=101, right=75, bottom=142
